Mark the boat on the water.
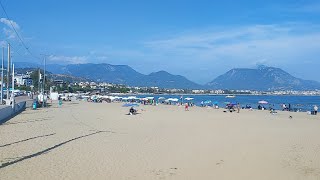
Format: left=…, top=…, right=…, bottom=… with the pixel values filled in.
left=225, top=95, right=236, bottom=98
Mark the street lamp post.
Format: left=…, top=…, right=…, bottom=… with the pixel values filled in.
left=6, top=43, right=10, bottom=100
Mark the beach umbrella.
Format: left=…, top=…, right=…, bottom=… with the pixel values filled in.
left=185, top=97, right=194, bottom=101
left=127, top=96, right=138, bottom=100
left=122, top=103, right=140, bottom=107
left=204, top=100, right=212, bottom=104
left=146, top=97, right=154, bottom=99
left=258, top=100, right=268, bottom=104
left=213, top=101, right=218, bottom=105
left=158, top=97, right=165, bottom=100
left=167, top=98, right=179, bottom=102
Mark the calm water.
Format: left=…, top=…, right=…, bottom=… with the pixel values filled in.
left=131, top=95, right=320, bottom=111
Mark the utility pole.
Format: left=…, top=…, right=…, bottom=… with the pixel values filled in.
left=38, top=68, right=41, bottom=93
left=42, top=55, right=46, bottom=108
left=43, top=55, right=46, bottom=94
left=6, top=43, right=10, bottom=100
left=0, top=48, right=3, bottom=103
left=40, top=54, right=48, bottom=94
left=11, top=63, right=14, bottom=109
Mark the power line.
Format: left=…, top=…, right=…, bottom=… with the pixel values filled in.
left=0, top=0, right=41, bottom=60
left=6, top=41, right=24, bottom=57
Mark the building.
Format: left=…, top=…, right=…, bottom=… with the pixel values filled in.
left=14, top=74, right=33, bottom=87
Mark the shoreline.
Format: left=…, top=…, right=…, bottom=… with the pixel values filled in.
left=109, top=93, right=320, bottom=97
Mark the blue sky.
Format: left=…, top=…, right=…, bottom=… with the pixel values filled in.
left=1, top=0, right=320, bottom=84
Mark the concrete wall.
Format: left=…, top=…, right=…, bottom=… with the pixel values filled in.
left=0, top=101, right=26, bottom=124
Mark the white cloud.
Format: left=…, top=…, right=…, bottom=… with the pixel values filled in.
left=0, top=18, right=20, bottom=29
left=141, top=23, right=320, bottom=83
left=0, top=17, right=20, bottom=39
left=48, top=55, right=88, bottom=64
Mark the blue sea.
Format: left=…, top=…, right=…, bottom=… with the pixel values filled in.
left=131, top=95, right=320, bottom=111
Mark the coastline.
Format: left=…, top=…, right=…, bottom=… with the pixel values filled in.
left=110, top=93, right=320, bottom=97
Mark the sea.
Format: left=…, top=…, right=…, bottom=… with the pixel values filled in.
left=130, top=95, right=320, bottom=112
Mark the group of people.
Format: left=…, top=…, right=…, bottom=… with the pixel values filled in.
left=281, top=103, right=292, bottom=111
left=225, top=103, right=241, bottom=113
left=127, top=101, right=319, bottom=115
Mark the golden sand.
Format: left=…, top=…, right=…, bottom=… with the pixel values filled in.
left=1, top=101, right=320, bottom=179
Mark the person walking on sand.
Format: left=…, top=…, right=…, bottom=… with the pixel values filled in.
left=314, top=105, right=318, bottom=115
left=185, top=103, right=189, bottom=111
left=237, top=103, right=240, bottom=113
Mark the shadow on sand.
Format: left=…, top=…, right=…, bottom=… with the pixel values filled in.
left=1, top=118, right=52, bottom=126
left=0, top=130, right=111, bottom=169
left=0, top=133, right=56, bottom=148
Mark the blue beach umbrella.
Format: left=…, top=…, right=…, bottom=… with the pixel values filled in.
left=122, top=103, right=140, bottom=107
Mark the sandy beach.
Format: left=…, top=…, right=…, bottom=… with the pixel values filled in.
left=1, top=101, right=320, bottom=180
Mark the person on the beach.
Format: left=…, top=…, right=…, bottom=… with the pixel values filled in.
left=237, top=103, right=240, bottom=113
left=185, top=103, right=189, bottom=111
left=314, top=105, right=318, bottom=115
left=282, top=104, right=286, bottom=111
left=258, top=104, right=262, bottom=110
left=129, top=107, right=137, bottom=115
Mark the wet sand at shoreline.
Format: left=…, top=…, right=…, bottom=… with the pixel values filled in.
left=1, top=101, right=320, bottom=179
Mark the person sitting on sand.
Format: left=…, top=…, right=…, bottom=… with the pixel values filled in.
left=258, top=104, right=262, bottom=110
left=270, top=108, right=277, bottom=114
left=129, top=107, right=137, bottom=115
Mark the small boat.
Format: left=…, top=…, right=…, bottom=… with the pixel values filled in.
left=225, top=95, right=236, bottom=98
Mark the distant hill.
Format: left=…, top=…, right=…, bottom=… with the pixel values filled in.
left=143, top=71, right=202, bottom=89
left=15, top=68, right=91, bottom=83
left=16, top=62, right=320, bottom=90
left=206, top=66, right=320, bottom=90
left=44, top=63, right=202, bottom=89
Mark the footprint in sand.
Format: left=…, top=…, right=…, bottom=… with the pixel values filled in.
left=216, top=160, right=224, bottom=166
left=151, top=168, right=178, bottom=179
left=282, top=144, right=320, bottom=177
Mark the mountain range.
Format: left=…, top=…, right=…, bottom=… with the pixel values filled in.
left=206, top=65, right=320, bottom=90
left=15, top=62, right=202, bottom=89
left=14, top=62, right=320, bottom=90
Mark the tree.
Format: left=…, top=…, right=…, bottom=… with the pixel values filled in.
left=30, top=69, right=52, bottom=92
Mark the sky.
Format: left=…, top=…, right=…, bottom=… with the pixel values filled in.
left=0, top=0, right=320, bottom=84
